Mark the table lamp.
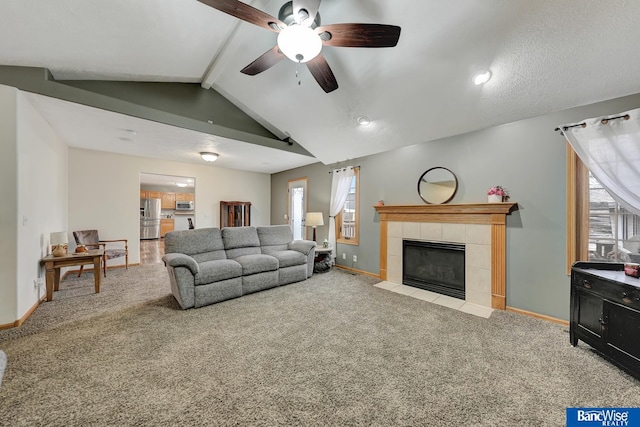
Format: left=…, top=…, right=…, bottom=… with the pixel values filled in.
left=305, top=212, right=324, bottom=242
left=50, top=231, right=69, bottom=257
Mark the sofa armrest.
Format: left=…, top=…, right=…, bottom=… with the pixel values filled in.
left=162, top=253, right=200, bottom=275
left=288, top=240, right=317, bottom=256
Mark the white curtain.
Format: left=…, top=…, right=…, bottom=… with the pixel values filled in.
left=328, top=166, right=355, bottom=259
left=560, top=108, right=640, bottom=216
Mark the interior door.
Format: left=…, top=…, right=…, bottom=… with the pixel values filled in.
left=288, top=178, right=308, bottom=240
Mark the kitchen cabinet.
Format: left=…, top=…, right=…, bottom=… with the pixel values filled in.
left=140, top=190, right=162, bottom=199
left=161, top=192, right=176, bottom=209
left=160, top=219, right=174, bottom=238
left=176, top=193, right=195, bottom=202
left=571, top=261, right=640, bottom=381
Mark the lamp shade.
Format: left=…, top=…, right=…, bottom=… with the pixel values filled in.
left=305, top=212, right=324, bottom=227
left=50, top=231, right=68, bottom=245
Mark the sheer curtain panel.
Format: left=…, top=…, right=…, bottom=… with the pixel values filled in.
left=328, top=167, right=356, bottom=259
left=560, top=108, right=640, bottom=216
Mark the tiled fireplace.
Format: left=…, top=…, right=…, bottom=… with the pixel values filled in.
left=374, top=203, right=517, bottom=310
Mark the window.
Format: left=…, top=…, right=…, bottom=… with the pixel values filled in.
left=587, top=171, right=640, bottom=262
left=567, top=145, right=640, bottom=270
left=336, top=168, right=359, bottom=245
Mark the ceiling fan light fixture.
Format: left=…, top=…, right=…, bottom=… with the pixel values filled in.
left=200, top=152, right=219, bottom=162
left=277, top=24, right=322, bottom=63
left=473, top=70, right=492, bottom=85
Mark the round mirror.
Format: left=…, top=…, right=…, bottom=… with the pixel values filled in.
left=417, top=167, right=458, bottom=204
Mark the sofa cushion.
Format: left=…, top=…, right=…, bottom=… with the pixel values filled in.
left=222, top=227, right=262, bottom=259
left=234, top=254, right=279, bottom=276
left=165, top=228, right=227, bottom=263
left=269, top=250, right=307, bottom=268
left=195, top=259, right=242, bottom=286
left=257, top=225, right=293, bottom=253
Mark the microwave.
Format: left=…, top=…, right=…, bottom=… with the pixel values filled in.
left=175, top=201, right=194, bottom=211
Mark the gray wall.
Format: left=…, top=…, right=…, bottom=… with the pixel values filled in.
left=272, top=92, right=640, bottom=321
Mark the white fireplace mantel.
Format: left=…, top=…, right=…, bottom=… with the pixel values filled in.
left=374, top=203, right=518, bottom=310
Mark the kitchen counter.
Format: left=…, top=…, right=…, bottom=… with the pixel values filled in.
left=174, top=214, right=195, bottom=231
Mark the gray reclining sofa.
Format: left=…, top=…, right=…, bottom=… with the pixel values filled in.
left=162, top=225, right=316, bottom=309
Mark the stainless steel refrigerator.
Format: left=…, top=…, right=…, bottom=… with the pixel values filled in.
left=140, top=198, right=161, bottom=239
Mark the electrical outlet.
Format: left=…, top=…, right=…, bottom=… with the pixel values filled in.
left=342, top=253, right=346, bottom=260
left=353, top=255, right=357, bottom=263
left=34, top=278, right=44, bottom=289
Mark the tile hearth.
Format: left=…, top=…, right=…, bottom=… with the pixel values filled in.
left=374, top=281, right=494, bottom=318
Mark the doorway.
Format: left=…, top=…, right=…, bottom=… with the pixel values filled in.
left=288, top=177, right=308, bottom=240
left=139, top=173, right=195, bottom=264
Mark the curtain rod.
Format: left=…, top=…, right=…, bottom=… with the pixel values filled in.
left=329, top=165, right=360, bottom=174
left=554, top=114, right=630, bottom=132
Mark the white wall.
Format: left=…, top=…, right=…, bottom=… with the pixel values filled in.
left=0, top=85, right=18, bottom=325
left=68, top=149, right=271, bottom=265
left=16, top=92, right=68, bottom=318
left=0, top=86, right=68, bottom=326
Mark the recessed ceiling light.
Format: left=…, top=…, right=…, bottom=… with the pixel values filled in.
left=200, top=152, right=219, bottom=162
left=176, top=182, right=188, bottom=188
left=473, top=70, right=492, bottom=85
left=357, top=116, right=371, bottom=126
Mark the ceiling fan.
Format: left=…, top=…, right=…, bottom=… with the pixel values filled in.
left=198, top=0, right=401, bottom=93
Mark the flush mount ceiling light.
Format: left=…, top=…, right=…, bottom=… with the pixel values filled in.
left=277, top=24, right=322, bottom=63
left=357, top=116, right=371, bottom=126
left=176, top=182, right=188, bottom=187
left=200, top=152, right=219, bottom=162
left=473, top=70, right=492, bottom=85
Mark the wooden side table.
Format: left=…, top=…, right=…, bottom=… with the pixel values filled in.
left=40, top=249, right=104, bottom=301
left=314, top=246, right=333, bottom=273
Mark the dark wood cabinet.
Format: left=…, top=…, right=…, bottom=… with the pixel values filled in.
left=571, top=261, right=640, bottom=380
left=220, top=201, right=251, bottom=228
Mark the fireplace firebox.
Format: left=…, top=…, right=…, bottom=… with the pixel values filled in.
left=402, top=240, right=465, bottom=299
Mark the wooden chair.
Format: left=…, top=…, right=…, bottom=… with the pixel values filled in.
left=73, top=230, right=128, bottom=277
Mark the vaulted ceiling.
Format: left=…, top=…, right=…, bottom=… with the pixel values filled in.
left=1, top=0, right=639, bottom=173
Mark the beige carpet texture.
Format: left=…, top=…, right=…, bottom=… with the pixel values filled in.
left=1, top=264, right=640, bottom=426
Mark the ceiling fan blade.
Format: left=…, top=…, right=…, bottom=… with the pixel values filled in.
left=198, top=0, right=285, bottom=32
left=240, top=46, right=285, bottom=75
left=316, top=23, right=401, bottom=47
left=292, top=0, right=321, bottom=25
left=306, top=54, right=338, bottom=93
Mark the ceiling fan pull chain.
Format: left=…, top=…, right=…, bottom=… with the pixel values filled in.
left=296, top=60, right=301, bottom=86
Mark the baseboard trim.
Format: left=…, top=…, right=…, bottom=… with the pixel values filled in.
left=334, top=265, right=381, bottom=279
left=506, top=306, right=569, bottom=326
left=0, top=295, right=46, bottom=330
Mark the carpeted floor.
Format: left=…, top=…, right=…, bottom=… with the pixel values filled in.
left=1, top=264, right=639, bottom=426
